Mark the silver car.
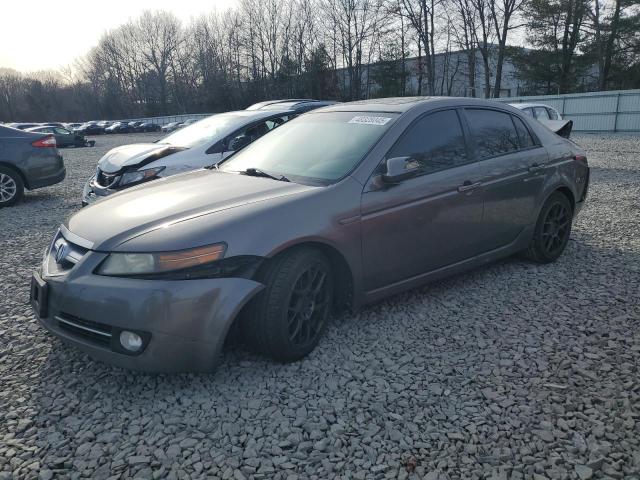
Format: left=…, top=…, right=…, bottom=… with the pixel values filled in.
left=511, top=103, right=573, bottom=138
left=31, top=97, right=589, bottom=372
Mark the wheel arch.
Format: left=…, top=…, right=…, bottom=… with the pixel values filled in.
left=260, top=240, right=355, bottom=313
left=553, top=185, right=576, bottom=213
left=0, top=161, right=29, bottom=189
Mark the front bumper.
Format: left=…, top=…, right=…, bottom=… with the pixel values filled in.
left=31, top=249, right=263, bottom=372
left=82, top=176, right=115, bottom=206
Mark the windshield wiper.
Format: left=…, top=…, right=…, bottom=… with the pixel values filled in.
left=241, top=167, right=290, bottom=182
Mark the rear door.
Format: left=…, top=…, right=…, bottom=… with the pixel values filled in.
left=360, top=109, right=485, bottom=291
left=463, top=108, right=548, bottom=250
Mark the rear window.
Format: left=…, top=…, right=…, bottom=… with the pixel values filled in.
left=512, top=116, right=536, bottom=149
left=534, top=107, right=550, bottom=120
left=465, top=109, right=519, bottom=158
left=546, top=108, right=559, bottom=120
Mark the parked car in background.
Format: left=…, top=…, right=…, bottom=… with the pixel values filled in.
left=0, top=125, right=65, bottom=207
left=510, top=103, right=573, bottom=138
left=105, top=122, right=131, bottom=134
left=41, top=122, right=66, bottom=128
left=180, top=118, right=199, bottom=128
left=75, top=122, right=105, bottom=135
left=33, top=97, right=589, bottom=372
left=82, top=109, right=295, bottom=205
left=138, top=122, right=162, bottom=132
left=65, top=123, right=83, bottom=130
left=8, top=123, right=40, bottom=130
left=26, top=126, right=95, bottom=148
left=128, top=121, right=145, bottom=132
left=161, top=121, right=183, bottom=133
left=247, top=99, right=338, bottom=113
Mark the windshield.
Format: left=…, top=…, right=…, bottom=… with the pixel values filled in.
left=219, top=111, right=398, bottom=184
left=160, top=114, right=242, bottom=148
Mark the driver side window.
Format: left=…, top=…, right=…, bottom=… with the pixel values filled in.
left=386, top=109, right=468, bottom=175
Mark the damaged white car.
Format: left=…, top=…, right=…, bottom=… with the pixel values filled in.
left=510, top=103, right=573, bottom=138
left=82, top=110, right=294, bottom=205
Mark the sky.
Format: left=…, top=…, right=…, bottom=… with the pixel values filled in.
left=0, top=0, right=237, bottom=73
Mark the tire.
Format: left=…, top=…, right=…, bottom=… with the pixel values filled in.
left=0, top=167, right=24, bottom=207
left=524, top=191, right=573, bottom=263
left=241, top=247, right=334, bottom=362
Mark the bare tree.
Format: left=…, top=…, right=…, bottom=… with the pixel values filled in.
left=489, top=0, right=526, bottom=97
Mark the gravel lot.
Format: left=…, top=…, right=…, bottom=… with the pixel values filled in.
left=1, top=132, right=639, bottom=480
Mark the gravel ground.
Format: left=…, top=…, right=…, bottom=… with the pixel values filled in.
left=1, top=132, right=639, bottom=480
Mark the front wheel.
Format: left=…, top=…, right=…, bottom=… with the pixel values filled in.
left=241, top=248, right=334, bottom=362
left=0, top=167, right=24, bottom=207
left=524, top=192, right=573, bottom=263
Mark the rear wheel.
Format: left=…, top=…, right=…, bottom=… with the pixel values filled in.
left=241, top=248, right=334, bottom=361
left=524, top=192, right=573, bottom=263
left=0, top=167, right=24, bottom=207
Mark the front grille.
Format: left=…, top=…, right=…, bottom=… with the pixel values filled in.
left=95, top=168, right=121, bottom=188
left=45, top=231, right=89, bottom=276
left=56, top=313, right=112, bottom=347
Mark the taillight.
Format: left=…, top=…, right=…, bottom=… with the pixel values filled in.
left=32, top=135, right=56, bottom=148
left=574, top=154, right=587, bottom=164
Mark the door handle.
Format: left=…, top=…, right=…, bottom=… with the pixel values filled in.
left=528, top=163, right=545, bottom=173
left=457, top=181, right=481, bottom=192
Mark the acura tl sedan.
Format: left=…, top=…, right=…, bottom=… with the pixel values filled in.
left=31, top=97, right=589, bottom=372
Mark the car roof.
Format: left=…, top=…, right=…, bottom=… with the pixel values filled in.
left=246, top=99, right=317, bottom=110
left=215, top=109, right=294, bottom=119
left=510, top=103, right=556, bottom=110
left=316, top=96, right=525, bottom=114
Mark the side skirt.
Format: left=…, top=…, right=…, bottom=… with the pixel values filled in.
left=362, top=225, right=534, bottom=306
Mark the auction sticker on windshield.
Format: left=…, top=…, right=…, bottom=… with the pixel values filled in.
left=348, top=116, right=392, bottom=126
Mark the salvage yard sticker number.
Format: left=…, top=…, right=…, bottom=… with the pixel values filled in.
left=348, top=116, right=392, bottom=125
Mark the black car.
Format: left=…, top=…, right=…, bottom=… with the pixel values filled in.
left=75, top=122, right=105, bottom=135
left=137, top=122, right=161, bottom=132
left=0, top=125, right=65, bottom=206
left=247, top=99, right=338, bottom=113
left=105, top=122, right=131, bottom=134
left=7, top=123, right=40, bottom=130
left=26, top=126, right=94, bottom=148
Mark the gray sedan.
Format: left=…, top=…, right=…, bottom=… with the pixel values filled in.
left=0, top=125, right=66, bottom=206
left=31, top=97, right=589, bottom=372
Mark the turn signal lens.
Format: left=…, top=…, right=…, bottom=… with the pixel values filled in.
left=157, top=244, right=226, bottom=271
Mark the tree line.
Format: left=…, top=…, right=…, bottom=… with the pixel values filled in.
left=0, top=0, right=638, bottom=122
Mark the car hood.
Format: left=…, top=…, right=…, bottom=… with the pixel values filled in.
left=98, top=143, right=187, bottom=173
left=66, top=169, right=314, bottom=250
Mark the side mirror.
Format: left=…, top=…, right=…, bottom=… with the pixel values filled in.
left=230, top=134, right=251, bottom=151
left=381, top=156, right=421, bottom=184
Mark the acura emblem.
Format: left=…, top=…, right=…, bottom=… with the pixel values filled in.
left=55, top=240, right=70, bottom=263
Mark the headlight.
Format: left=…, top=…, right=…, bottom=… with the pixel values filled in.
left=120, top=166, right=165, bottom=186
left=97, top=243, right=226, bottom=276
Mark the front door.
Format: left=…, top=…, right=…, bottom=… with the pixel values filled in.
left=360, top=109, right=485, bottom=292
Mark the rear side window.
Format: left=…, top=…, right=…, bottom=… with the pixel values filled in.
left=534, top=107, right=550, bottom=120
left=522, top=108, right=534, bottom=118
left=546, top=108, right=559, bottom=120
left=512, top=116, right=536, bottom=149
left=387, top=109, right=468, bottom=174
left=465, top=109, right=519, bottom=158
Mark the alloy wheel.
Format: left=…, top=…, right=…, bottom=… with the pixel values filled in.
left=286, top=265, right=331, bottom=347
left=541, top=202, right=571, bottom=256
left=0, top=173, right=17, bottom=203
